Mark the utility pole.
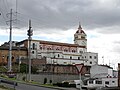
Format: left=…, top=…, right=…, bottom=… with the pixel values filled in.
left=8, top=9, right=13, bottom=72
left=27, top=20, right=33, bottom=82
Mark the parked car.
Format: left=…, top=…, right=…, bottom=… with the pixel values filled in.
left=7, top=73, right=16, bottom=78
left=62, top=80, right=83, bottom=88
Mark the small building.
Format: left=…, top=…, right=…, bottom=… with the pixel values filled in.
left=83, top=77, right=118, bottom=89
left=90, top=64, right=113, bottom=78
left=0, top=46, right=27, bottom=65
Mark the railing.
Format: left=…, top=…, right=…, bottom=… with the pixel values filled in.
left=0, top=79, right=17, bottom=89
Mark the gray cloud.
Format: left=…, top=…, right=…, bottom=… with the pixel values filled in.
left=1, top=0, right=120, bottom=33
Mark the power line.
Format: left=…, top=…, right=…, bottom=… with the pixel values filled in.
left=18, top=12, right=51, bottom=26
left=5, top=0, right=10, bottom=10
left=2, top=0, right=9, bottom=13
left=0, top=0, right=10, bottom=26
left=15, top=0, right=18, bottom=26
left=0, top=8, right=8, bottom=26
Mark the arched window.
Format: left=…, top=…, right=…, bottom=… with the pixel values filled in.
left=90, top=56, right=92, bottom=59
left=58, top=54, right=60, bottom=57
left=90, top=61, right=92, bottom=64
left=12, top=56, right=14, bottom=61
left=56, top=47, right=59, bottom=50
left=33, top=43, right=35, bottom=50
left=32, top=51, right=34, bottom=54
left=79, top=51, right=83, bottom=53
left=64, top=49, right=68, bottom=52
left=40, top=46, right=42, bottom=50
left=72, top=50, right=76, bottom=53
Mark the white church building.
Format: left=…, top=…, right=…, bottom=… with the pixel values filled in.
left=17, top=24, right=98, bottom=66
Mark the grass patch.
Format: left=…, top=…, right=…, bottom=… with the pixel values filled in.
left=40, top=84, right=54, bottom=87
left=0, top=66, right=8, bottom=72
left=0, top=85, right=14, bottom=90
left=0, top=85, right=8, bottom=89
left=31, top=81, right=41, bottom=85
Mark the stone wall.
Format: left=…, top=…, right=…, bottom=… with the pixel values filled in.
left=17, top=73, right=79, bottom=84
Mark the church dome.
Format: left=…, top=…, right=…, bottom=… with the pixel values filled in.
left=76, top=29, right=85, bottom=34
left=76, top=24, right=86, bottom=35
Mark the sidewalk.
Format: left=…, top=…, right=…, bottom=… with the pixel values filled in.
left=62, top=88, right=77, bottom=90
left=19, top=81, right=78, bottom=90
left=0, top=77, right=78, bottom=90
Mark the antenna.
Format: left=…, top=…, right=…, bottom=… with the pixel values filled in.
left=102, top=56, right=104, bottom=65
left=78, top=21, right=82, bottom=29
left=109, top=60, right=110, bottom=66
left=6, top=9, right=17, bottom=72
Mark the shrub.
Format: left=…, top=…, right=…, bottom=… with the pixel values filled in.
left=62, top=82, right=69, bottom=87
left=22, top=76, right=26, bottom=81
left=44, top=78, right=47, bottom=84
left=53, top=82, right=76, bottom=87
left=56, top=83, right=63, bottom=87
left=69, top=84, right=76, bottom=87
left=49, top=80, right=52, bottom=84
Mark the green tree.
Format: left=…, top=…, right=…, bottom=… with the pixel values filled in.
left=20, top=63, right=28, bottom=73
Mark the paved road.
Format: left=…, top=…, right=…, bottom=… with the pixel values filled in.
left=17, top=83, right=58, bottom=90
left=2, top=83, right=58, bottom=90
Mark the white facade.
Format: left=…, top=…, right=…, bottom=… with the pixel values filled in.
left=29, top=41, right=98, bottom=66
left=90, top=64, right=113, bottom=78
left=84, top=78, right=118, bottom=88
left=82, top=52, right=98, bottom=66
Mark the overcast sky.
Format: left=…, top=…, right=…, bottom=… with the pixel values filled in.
left=0, top=0, right=120, bottom=69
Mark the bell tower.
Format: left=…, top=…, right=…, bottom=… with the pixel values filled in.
left=74, top=23, right=87, bottom=49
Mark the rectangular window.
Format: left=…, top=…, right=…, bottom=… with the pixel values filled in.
left=112, top=81, right=115, bottom=83
left=95, top=81, right=102, bottom=84
left=89, top=80, right=93, bottom=84
left=105, top=81, right=109, bottom=85
left=90, top=56, right=92, bottom=59
left=86, top=67, right=89, bottom=71
left=94, top=56, right=97, bottom=59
